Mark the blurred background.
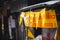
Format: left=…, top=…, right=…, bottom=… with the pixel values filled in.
left=0, top=0, right=60, bottom=40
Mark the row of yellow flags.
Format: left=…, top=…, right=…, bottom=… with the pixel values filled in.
left=19, top=8, right=58, bottom=28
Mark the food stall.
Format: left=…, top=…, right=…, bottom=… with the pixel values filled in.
left=19, top=1, right=60, bottom=40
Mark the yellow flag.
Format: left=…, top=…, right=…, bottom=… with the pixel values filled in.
left=19, top=8, right=58, bottom=28
left=45, top=10, right=58, bottom=28
left=29, top=11, right=34, bottom=27
left=34, top=12, right=40, bottom=29
left=25, top=12, right=30, bottom=26
left=40, top=8, right=46, bottom=28
left=28, top=29, right=34, bottom=38
left=19, top=12, right=25, bottom=25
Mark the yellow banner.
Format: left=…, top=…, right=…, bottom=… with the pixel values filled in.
left=19, top=8, right=58, bottom=28
left=28, top=29, right=34, bottom=38
left=44, top=10, right=58, bottom=28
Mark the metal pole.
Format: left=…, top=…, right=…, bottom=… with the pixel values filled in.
left=11, top=1, right=60, bottom=13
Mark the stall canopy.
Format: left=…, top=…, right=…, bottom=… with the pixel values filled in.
left=19, top=8, right=58, bottom=28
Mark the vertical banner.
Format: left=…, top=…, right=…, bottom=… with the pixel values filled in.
left=40, top=8, right=46, bottom=28
left=35, top=12, right=40, bottom=28
left=29, top=11, right=34, bottom=27
left=25, top=12, right=30, bottom=27
left=19, top=12, right=25, bottom=25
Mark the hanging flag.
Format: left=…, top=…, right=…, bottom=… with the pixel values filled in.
left=35, top=12, right=40, bottom=29
left=40, top=8, right=46, bottom=28
left=19, top=12, right=25, bottom=25
left=40, top=8, right=58, bottom=28
left=19, top=8, right=58, bottom=28
left=44, top=10, right=58, bottom=28
left=33, top=12, right=36, bottom=27
left=29, top=11, right=34, bottom=27
left=28, top=29, right=34, bottom=38
left=24, top=12, right=30, bottom=26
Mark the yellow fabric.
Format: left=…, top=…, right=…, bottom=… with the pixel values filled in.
left=19, top=16, right=23, bottom=25
left=40, top=8, right=46, bottom=28
left=19, top=8, right=58, bottom=28
left=44, top=10, right=58, bottom=28
left=29, top=11, right=34, bottom=27
left=28, top=29, right=34, bottom=38
left=19, top=12, right=25, bottom=25
left=24, top=12, right=30, bottom=26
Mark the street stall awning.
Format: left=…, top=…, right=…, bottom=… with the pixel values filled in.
left=19, top=8, right=58, bottom=28
left=18, top=1, right=60, bottom=28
